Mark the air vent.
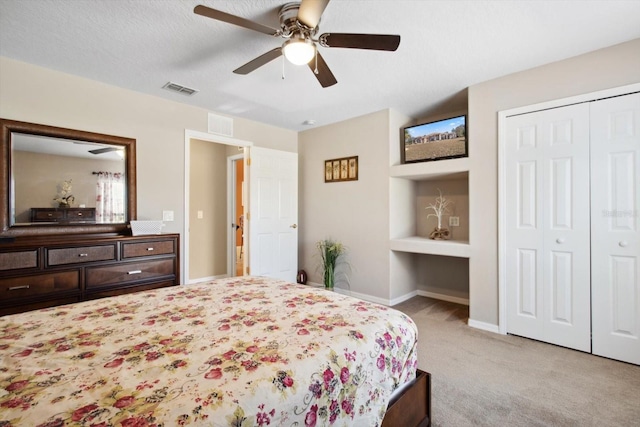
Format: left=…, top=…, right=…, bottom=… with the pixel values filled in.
left=208, top=113, right=234, bottom=137
left=162, top=81, right=198, bottom=96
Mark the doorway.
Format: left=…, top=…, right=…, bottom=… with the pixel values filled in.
left=230, top=155, right=245, bottom=277
left=183, top=129, right=252, bottom=285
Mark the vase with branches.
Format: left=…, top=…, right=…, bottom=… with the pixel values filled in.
left=316, top=239, right=347, bottom=290
left=426, top=189, right=453, bottom=240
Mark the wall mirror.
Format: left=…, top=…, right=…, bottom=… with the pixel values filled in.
left=1, top=119, right=136, bottom=237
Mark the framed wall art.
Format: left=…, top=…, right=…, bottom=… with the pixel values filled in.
left=325, top=155, right=358, bottom=182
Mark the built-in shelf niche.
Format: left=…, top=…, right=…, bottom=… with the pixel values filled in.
left=390, top=158, right=470, bottom=258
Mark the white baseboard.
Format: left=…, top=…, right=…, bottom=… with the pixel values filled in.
left=185, top=274, right=229, bottom=285
left=468, top=319, right=501, bottom=334
left=307, top=283, right=416, bottom=306
left=389, top=290, right=418, bottom=306
left=332, top=287, right=391, bottom=306
left=416, top=290, right=469, bottom=306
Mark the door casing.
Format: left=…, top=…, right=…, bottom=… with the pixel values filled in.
left=183, top=129, right=252, bottom=285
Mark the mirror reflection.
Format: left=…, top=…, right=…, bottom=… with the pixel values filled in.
left=11, top=133, right=127, bottom=225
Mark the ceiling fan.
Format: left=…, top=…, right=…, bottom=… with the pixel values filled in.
left=88, top=147, right=122, bottom=155
left=194, top=0, right=400, bottom=88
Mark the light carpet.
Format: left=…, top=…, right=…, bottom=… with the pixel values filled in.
left=393, top=297, right=640, bottom=427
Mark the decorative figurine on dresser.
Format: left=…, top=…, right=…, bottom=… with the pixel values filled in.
left=0, top=119, right=180, bottom=316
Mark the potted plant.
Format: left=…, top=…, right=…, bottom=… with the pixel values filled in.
left=316, top=239, right=347, bottom=290
left=53, top=179, right=74, bottom=208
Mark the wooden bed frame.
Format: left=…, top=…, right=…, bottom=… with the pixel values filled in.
left=382, top=369, right=431, bottom=426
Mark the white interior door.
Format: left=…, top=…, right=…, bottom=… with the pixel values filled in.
left=248, top=147, right=298, bottom=282
left=505, top=103, right=591, bottom=352
left=591, top=92, right=640, bottom=365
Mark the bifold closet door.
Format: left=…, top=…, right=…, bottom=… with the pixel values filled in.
left=591, top=92, right=640, bottom=365
left=505, top=103, right=591, bottom=352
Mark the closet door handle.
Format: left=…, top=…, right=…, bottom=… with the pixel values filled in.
left=619, top=241, right=628, bottom=248
left=556, top=238, right=565, bottom=244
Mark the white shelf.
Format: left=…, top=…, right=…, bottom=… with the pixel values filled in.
left=390, top=236, right=470, bottom=258
left=390, top=157, right=469, bottom=180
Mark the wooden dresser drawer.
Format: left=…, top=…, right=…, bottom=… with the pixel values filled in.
left=0, top=250, right=38, bottom=271
left=0, top=270, right=80, bottom=299
left=86, top=259, right=175, bottom=288
left=30, top=208, right=96, bottom=223
left=86, top=281, right=176, bottom=300
left=48, top=244, right=116, bottom=266
left=0, top=297, right=80, bottom=316
left=31, top=209, right=65, bottom=222
left=122, top=239, right=175, bottom=258
left=65, top=208, right=96, bottom=222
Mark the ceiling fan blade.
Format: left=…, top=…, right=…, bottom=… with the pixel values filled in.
left=194, top=5, right=279, bottom=36
left=89, top=147, right=120, bottom=155
left=320, top=33, right=401, bottom=51
left=297, top=0, right=330, bottom=29
left=308, top=51, right=337, bottom=88
left=233, top=48, right=283, bottom=75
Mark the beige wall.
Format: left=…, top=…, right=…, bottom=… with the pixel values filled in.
left=188, top=139, right=227, bottom=279
left=0, top=57, right=297, bottom=282
left=299, top=110, right=394, bottom=300
left=468, top=38, right=640, bottom=326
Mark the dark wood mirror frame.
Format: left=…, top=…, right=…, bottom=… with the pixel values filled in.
left=0, top=118, right=136, bottom=238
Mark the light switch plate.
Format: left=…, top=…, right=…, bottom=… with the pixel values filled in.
left=449, top=216, right=459, bottom=227
left=162, top=210, right=174, bottom=222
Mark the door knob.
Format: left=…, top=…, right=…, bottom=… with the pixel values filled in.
left=556, top=238, right=565, bottom=244
left=290, top=224, right=297, bottom=229
left=619, top=241, right=628, bottom=247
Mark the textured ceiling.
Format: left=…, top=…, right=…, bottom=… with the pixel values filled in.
left=1, top=0, right=639, bottom=131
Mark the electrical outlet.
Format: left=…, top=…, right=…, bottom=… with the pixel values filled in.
left=449, top=216, right=460, bottom=227
left=197, top=210, right=203, bottom=219
left=162, top=210, right=174, bottom=222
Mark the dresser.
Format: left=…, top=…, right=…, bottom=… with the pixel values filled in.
left=30, top=207, right=97, bottom=223
left=0, top=233, right=180, bottom=316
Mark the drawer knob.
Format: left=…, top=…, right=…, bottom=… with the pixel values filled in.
left=47, top=213, right=53, bottom=217
left=147, top=247, right=154, bottom=251
left=79, top=253, right=89, bottom=257
left=8, top=285, right=30, bottom=291
left=128, top=270, right=142, bottom=275
left=77, top=212, right=83, bottom=216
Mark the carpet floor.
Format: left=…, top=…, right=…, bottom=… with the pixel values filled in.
left=393, top=297, right=640, bottom=427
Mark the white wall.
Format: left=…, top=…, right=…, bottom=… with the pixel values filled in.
left=0, top=56, right=298, bottom=283
left=468, top=38, right=640, bottom=326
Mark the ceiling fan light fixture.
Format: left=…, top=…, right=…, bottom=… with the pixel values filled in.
left=282, top=37, right=315, bottom=65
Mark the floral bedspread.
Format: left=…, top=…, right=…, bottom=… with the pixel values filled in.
left=0, top=277, right=417, bottom=427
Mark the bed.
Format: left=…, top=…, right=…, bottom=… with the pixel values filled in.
left=0, top=276, right=430, bottom=426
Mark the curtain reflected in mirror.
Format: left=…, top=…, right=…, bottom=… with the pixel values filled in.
left=94, top=172, right=125, bottom=223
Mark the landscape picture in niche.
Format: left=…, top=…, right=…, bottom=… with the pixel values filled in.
left=402, top=115, right=467, bottom=163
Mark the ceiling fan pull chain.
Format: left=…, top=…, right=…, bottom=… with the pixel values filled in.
left=314, top=48, right=319, bottom=74
left=282, top=54, right=285, bottom=80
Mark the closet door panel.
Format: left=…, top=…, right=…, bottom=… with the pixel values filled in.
left=506, top=103, right=591, bottom=352
left=506, top=116, right=544, bottom=341
left=591, top=92, right=640, bottom=365
left=542, top=105, right=591, bottom=352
